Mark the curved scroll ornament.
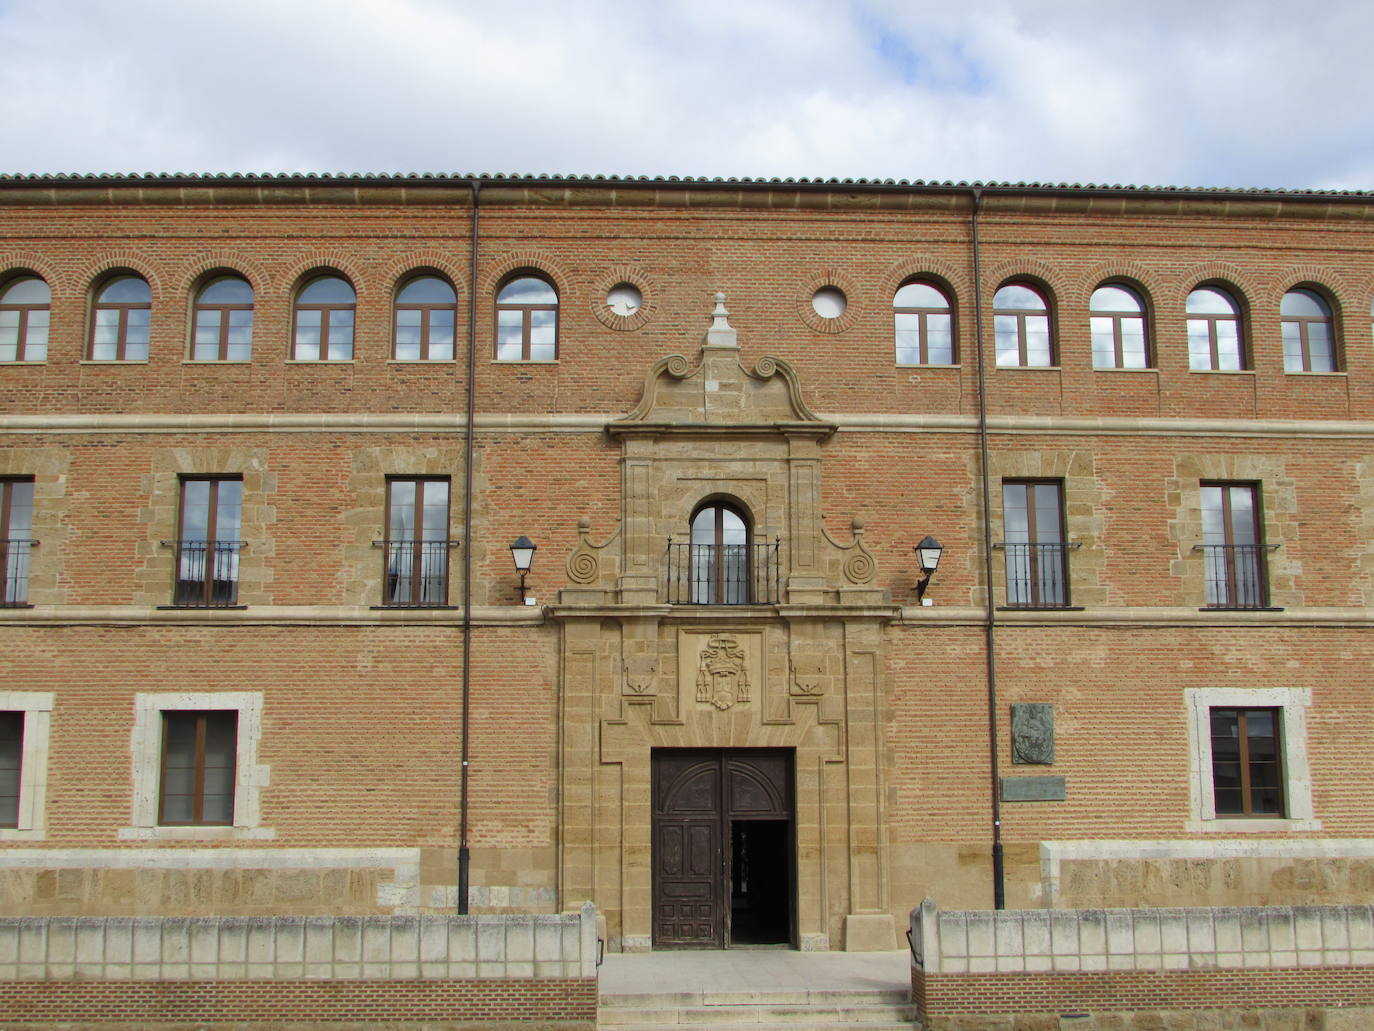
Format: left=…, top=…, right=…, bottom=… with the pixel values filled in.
left=565, top=516, right=621, bottom=585
left=621, top=353, right=698, bottom=421
left=822, top=517, right=877, bottom=585
left=742, top=355, right=824, bottom=423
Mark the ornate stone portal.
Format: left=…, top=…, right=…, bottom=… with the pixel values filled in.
left=550, top=296, right=899, bottom=951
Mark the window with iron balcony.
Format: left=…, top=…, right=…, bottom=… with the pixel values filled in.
left=1199, top=482, right=1270, bottom=609
left=1000, top=480, right=1071, bottom=608
left=667, top=501, right=779, bottom=605
left=381, top=478, right=453, bottom=607
left=172, top=477, right=243, bottom=608
left=0, top=478, right=35, bottom=607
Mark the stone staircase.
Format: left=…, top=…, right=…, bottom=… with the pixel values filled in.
left=598, top=986, right=920, bottom=1029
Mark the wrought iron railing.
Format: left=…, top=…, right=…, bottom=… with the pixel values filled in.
left=1, top=537, right=35, bottom=606
left=382, top=539, right=453, bottom=607
left=173, top=539, right=244, bottom=607
left=666, top=539, right=780, bottom=605
left=1001, top=542, right=1070, bottom=608
left=1199, top=543, right=1269, bottom=609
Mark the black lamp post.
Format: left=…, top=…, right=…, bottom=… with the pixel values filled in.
left=914, top=535, right=943, bottom=603
left=510, top=536, right=537, bottom=603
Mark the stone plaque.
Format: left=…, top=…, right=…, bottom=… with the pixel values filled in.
left=678, top=629, right=763, bottom=713
left=1000, top=776, right=1066, bottom=802
left=1011, top=702, right=1054, bottom=764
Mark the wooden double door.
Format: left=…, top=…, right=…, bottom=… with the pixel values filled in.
left=651, top=749, right=795, bottom=949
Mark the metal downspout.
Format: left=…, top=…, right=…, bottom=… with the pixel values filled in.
left=969, top=188, right=1006, bottom=909
left=458, top=179, right=481, bottom=915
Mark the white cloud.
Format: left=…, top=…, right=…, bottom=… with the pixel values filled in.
left=0, top=0, right=1370, bottom=189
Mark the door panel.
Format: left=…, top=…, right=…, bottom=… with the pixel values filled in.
left=653, top=755, right=723, bottom=946
left=652, top=750, right=794, bottom=949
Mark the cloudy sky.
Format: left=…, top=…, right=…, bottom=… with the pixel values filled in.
left=1, top=0, right=1370, bottom=191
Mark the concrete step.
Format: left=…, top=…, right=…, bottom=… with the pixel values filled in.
left=598, top=987, right=918, bottom=1028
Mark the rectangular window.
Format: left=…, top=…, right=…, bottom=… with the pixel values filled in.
left=1002, top=480, right=1068, bottom=607
left=0, top=478, right=34, bottom=606
left=1200, top=482, right=1267, bottom=608
left=1209, top=707, right=1284, bottom=817
left=384, top=478, right=450, bottom=606
left=159, top=710, right=237, bottom=826
left=0, top=712, right=22, bottom=828
left=175, top=476, right=243, bottom=607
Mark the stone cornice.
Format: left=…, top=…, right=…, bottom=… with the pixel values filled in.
left=2, top=175, right=1373, bottom=221
left=0, top=605, right=545, bottom=627
left=895, top=605, right=1374, bottom=627
left=6, top=602, right=1361, bottom=628
left=2, top=411, right=1373, bottom=440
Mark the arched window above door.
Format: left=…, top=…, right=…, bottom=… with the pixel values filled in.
left=667, top=499, right=778, bottom=605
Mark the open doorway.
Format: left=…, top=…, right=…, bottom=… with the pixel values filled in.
left=652, top=749, right=795, bottom=948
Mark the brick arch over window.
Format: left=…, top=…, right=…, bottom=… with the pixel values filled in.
left=280, top=256, right=367, bottom=300
left=1158, top=264, right=1257, bottom=311
left=1271, top=266, right=1351, bottom=321
left=79, top=254, right=163, bottom=301
left=380, top=252, right=468, bottom=305
left=880, top=257, right=971, bottom=304
left=0, top=256, right=66, bottom=295
left=481, top=250, right=570, bottom=298
left=1070, top=262, right=1161, bottom=309
left=181, top=254, right=271, bottom=297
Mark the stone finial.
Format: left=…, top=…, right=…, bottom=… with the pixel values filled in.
left=705, top=291, right=738, bottom=348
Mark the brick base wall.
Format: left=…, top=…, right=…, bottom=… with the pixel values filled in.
left=0, top=977, right=597, bottom=1029
left=913, top=965, right=1374, bottom=1019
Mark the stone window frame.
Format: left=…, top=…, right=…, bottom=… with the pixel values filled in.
left=120, top=691, right=272, bottom=841
left=1184, top=686, right=1317, bottom=834
left=0, top=691, right=53, bottom=841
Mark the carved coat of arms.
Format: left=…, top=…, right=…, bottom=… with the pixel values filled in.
left=695, top=635, right=751, bottom=710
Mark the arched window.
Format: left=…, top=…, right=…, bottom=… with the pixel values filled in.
left=1280, top=288, right=1336, bottom=372
left=1186, top=286, right=1244, bottom=370
left=1089, top=284, right=1150, bottom=369
left=993, top=283, right=1052, bottom=367
left=495, top=274, right=558, bottom=361
left=90, top=274, right=151, bottom=361
left=690, top=501, right=750, bottom=604
left=394, top=275, right=456, bottom=361
left=894, top=280, right=954, bottom=365
left=293, top=274, right=355, bottom=361
left=191, top=275, right=254, bottom=361
left=0, top=276, right=50, bottom=362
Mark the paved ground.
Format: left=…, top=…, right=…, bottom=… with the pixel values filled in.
left=599, top=949, right=912, bottom=995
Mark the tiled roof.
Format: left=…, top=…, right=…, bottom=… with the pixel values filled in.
left=0, top=172, right=1367, bottom=199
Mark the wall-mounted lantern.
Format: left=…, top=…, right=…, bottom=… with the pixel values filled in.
left=510, top=536, right=537, bottom=604
left=914, top=535, right=943, bottom=605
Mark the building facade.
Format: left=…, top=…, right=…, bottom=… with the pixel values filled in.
left=1, top=174, right=1373, bottom=953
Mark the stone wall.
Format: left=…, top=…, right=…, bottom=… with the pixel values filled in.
left=909, top=898, right=1374, bottom=1028
left=0, top=905, right=599, bottom=1029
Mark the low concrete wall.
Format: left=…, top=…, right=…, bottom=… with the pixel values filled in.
left=0, top=904, right=599, bottom=1029
left=910, top=897, right=1374, bottom=1029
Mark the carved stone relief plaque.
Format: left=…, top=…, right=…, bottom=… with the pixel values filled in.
left=678, top=630, right=763, bottom=713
